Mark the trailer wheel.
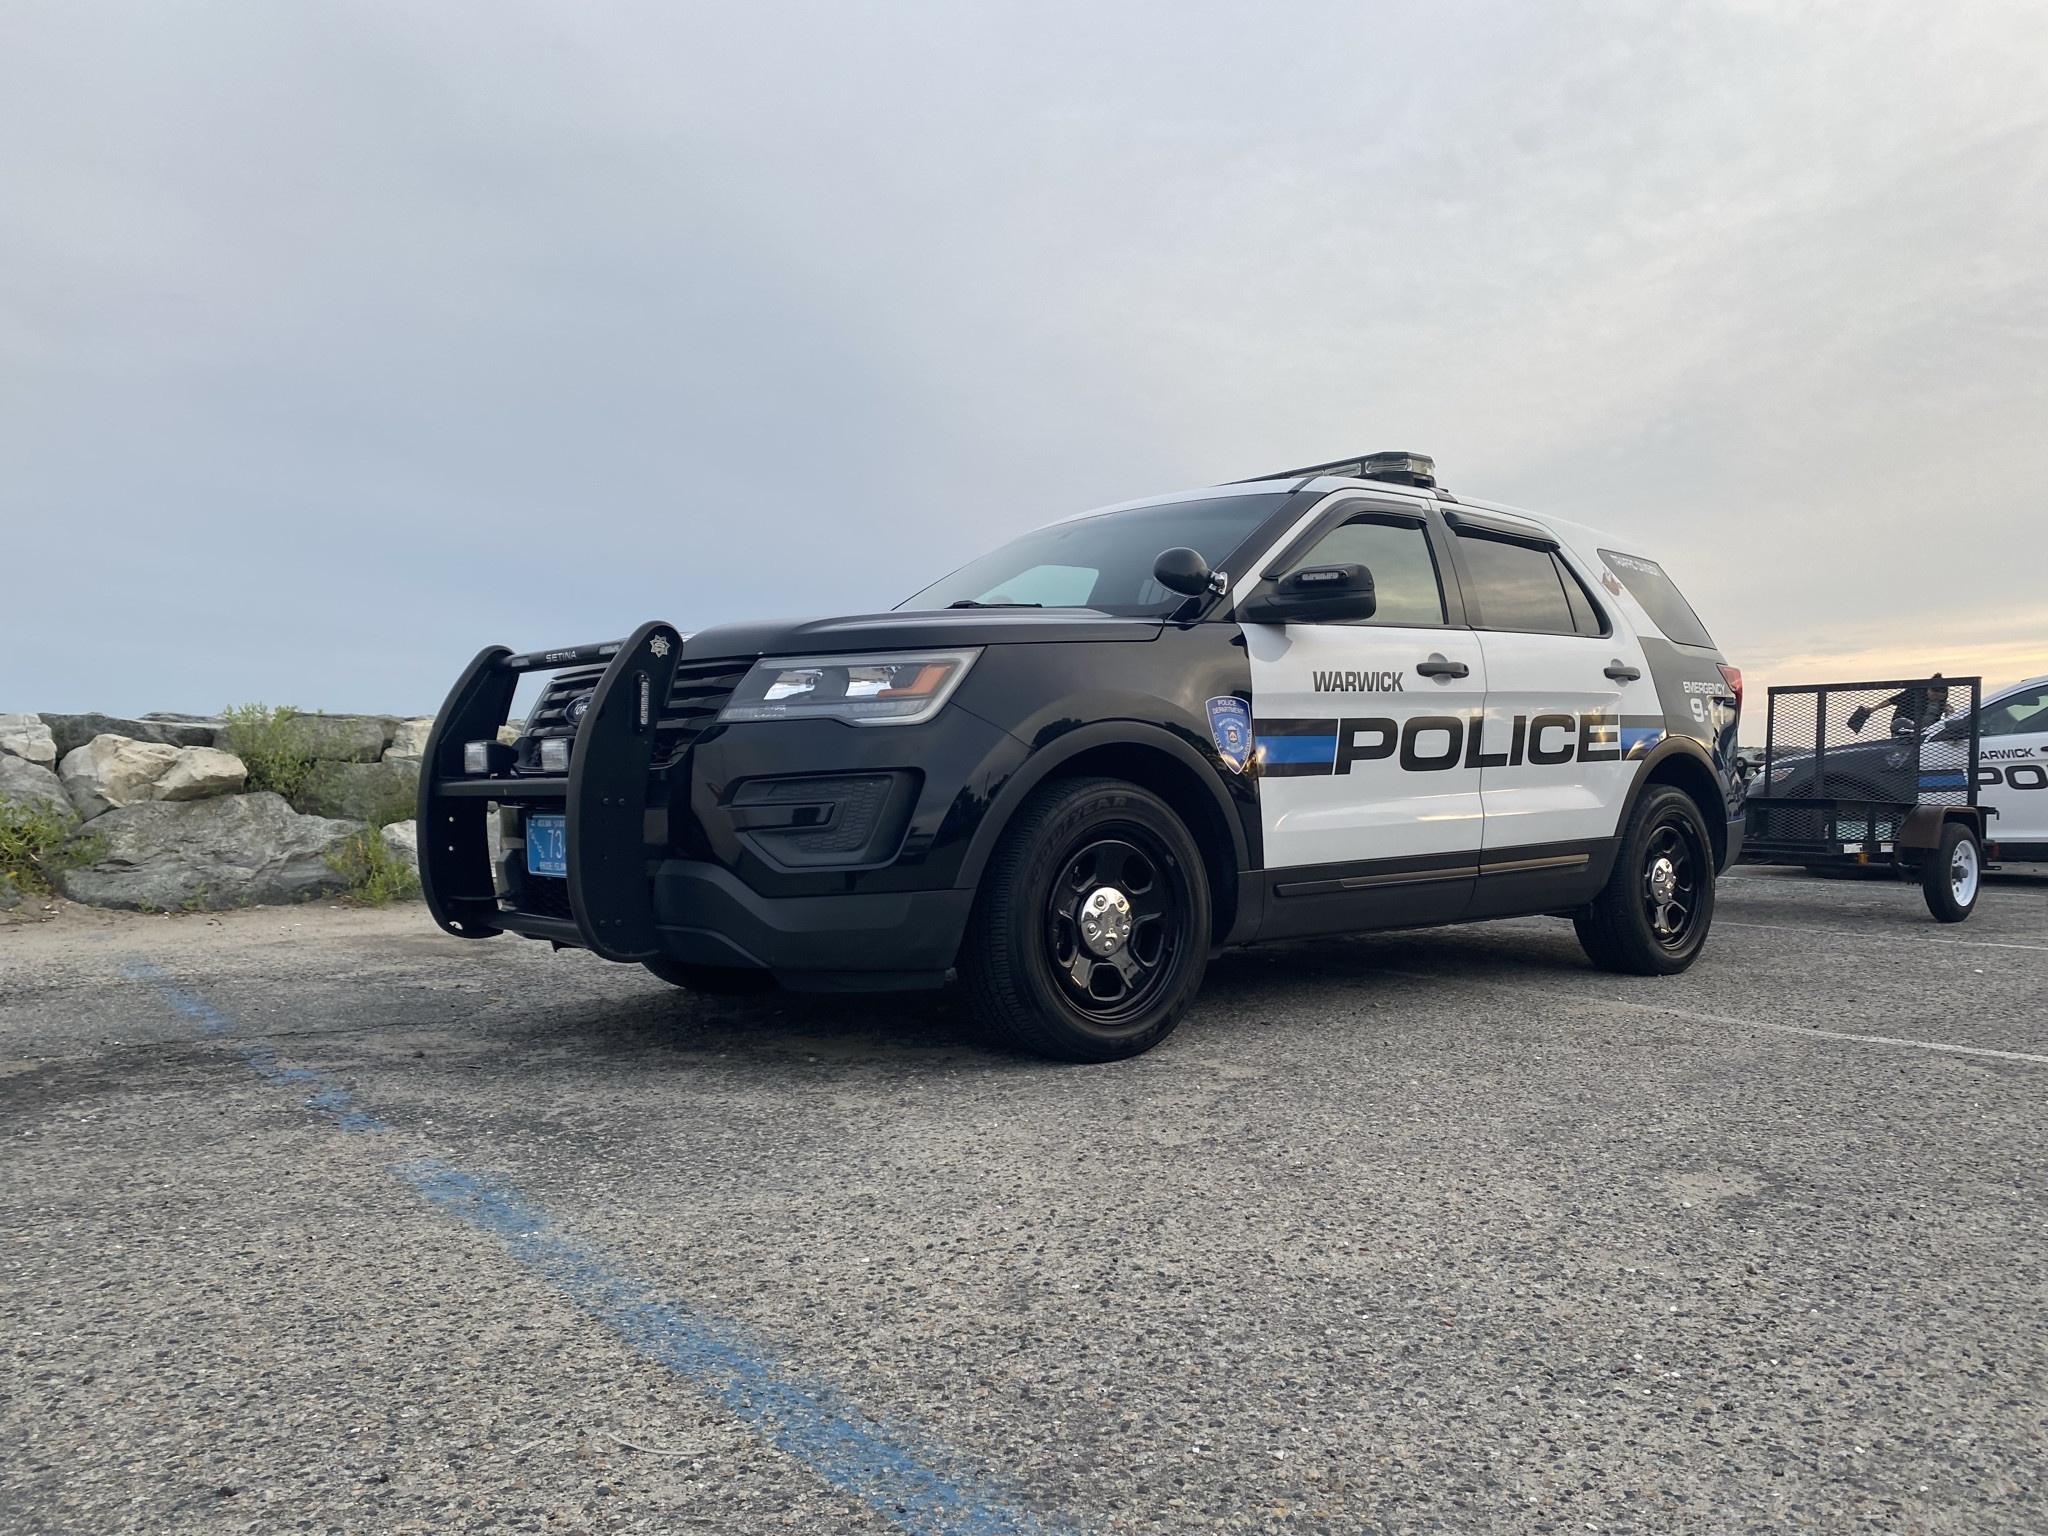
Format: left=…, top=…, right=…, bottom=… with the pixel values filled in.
left=643, top=958, right=777, bottom=995
left=1919, top=822, right=1981, bottom=924
left=961, top=776, right=1209, bottom=1063
left=1575, top=784, right=1716, bottom=975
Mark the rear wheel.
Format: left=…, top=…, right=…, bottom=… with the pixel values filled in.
left=1575, top=784, right=1717, bottom=974
left=643, top=958, right=778, bottom=995
left=1919, top=822, right=1980, bottom=923
left=961, top=777, right=1210, bottom=1062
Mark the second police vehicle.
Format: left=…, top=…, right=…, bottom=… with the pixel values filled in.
left=420, top=452, right=1745, bottom=1061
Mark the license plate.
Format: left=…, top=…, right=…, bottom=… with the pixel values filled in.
left=526, top=814, right=567, bottom=877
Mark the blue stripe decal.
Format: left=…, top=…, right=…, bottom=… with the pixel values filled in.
left=1620, top=726, right=1665, bottom=753
left=1257, top=734, right=1337, bottom=764
left=1918, top=773, right=1968, bottom=788
left=121, top=959, right=1070, bottom=1536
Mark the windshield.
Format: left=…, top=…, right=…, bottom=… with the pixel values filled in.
left=899, top=493, right=1291, bottom=616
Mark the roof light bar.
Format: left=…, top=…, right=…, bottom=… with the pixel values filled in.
left=1238, top=450, right=1437, bottom=489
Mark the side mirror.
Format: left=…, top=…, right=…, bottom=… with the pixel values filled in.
left=1237, top=564, right=1377, bottom=624
left=1152, top=546, right=1213, bottom=597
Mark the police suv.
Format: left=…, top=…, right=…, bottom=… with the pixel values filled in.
left=420, top=452, right=1744, bottom=1061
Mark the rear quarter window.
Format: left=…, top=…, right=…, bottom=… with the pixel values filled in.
left=1597, top=549, right=1715, bottom=649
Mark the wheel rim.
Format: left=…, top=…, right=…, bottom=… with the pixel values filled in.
left=1043, top=831, right=1187, bottom=1023
left=1640, top=815, right=1706, bottom=951
left=1949, top=837, right=1980, bottom=905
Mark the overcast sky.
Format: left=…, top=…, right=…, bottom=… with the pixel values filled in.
left=5, top=1, right=2045, bottom=718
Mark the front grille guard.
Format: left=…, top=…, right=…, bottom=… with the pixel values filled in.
left=417, top=622, right=688, bottom=959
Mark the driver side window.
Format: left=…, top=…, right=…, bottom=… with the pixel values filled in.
left=1982, top=688, right=2048, bottom=737
left=1290, top=516, right=1446, bottom=626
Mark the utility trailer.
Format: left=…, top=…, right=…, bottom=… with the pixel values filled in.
left=1740, top=675, right=1991, bottom=922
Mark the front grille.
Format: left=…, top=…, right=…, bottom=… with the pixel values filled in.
left=527, top=665, right=607, bottom=737
left=655, top=658, right=754, bottom=765
left=514, top=876, right=575, bottom=921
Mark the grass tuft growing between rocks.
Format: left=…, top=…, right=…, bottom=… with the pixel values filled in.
left=326, top=800, right=420, bottom=907
left=219, top=703, right=316, bottom=799
left=0, top=800, right=102, bottom=896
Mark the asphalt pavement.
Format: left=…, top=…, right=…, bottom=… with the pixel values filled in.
left=2, top=865, right=2043, bottom=1535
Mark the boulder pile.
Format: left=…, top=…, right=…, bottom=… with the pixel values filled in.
left=0, top=710, right=444, bottom=912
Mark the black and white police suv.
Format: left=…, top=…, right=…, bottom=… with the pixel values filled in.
left=419, top=451, right=1743, bottom=1061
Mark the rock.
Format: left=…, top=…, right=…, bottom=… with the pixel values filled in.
left=385, top=717, right=436, bottom=761
left=497, top=719, right=524, bottom=747
left=0, top=872, right=18, bottom=909
left=293, top=715, right=398, bottom=763
left=59, top=735, right=182, bottom=819
left=154, top=746, right=248, bottom=802
left=0, top=713, right=58, bottom=767
left=292, top=758, right=420, bottom=822
left=0, top=756, right=74, bottom=818
left=380, top=819, right=420, bottom=875
left=53, top=793, right=361, bottom=910
left=43, top=713, right=219, bottom=757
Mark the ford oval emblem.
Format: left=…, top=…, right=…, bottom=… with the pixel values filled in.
left=566, top=694, right=591, bottom=725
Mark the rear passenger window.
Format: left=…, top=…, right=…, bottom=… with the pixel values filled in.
left=1455, top=533, right=1602, bottom=636
left=1292, top=515, right=1446, bottom=626
left=1558, top=557, right=1607, bottom=637
left=1597, top=549, right=1715, bottom=648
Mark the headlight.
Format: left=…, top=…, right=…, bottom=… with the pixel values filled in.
left=718, top=649, right=981, bottom=727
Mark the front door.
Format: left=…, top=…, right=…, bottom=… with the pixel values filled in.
left=1974, top=683, right=2048, bottom=844
left=1240, top=505, right=1487, bottom=937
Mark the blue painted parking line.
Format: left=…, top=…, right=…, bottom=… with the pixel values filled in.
left=401, top=1159, right=1061, bottom=1536
left=123, top=961, right=387, bottom=1131
left=122, top=959, right=1073, bottom=1536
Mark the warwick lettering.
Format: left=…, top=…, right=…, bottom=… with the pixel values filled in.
left=1313, top=670, right=1405, bottom=693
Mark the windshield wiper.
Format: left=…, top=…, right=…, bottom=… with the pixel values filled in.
left=948, top=600, right=1043, bottom=609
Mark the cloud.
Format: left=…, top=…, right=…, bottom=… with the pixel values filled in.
left=1, top=1, right=2043, bottom=713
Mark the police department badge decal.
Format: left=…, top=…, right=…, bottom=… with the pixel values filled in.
left=1206, top=696, right=1253, bottom=773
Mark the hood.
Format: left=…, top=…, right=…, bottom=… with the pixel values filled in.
left=682, top=608, right=1164, bottom=661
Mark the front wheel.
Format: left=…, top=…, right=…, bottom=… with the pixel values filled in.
left=961, top=777, right=1210, bottom=1062
left=1575, top=784, right=1717, bottom=975
left=1919, top=822, right=1980, bottom=923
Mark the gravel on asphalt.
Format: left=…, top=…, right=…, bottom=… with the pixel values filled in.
left=2, top=865, right=2042, bottom=1534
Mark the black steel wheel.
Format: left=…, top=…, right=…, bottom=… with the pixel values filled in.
left=962, top=777, right=1209, bottom=1062
left=1575, top=784, right=1717, bottom=975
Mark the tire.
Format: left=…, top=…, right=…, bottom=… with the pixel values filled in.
left=961, top=776, right=1210, bottom=1062
left=1575, top=784, right=1717, bottom=975
left=1919, top=822, right=1981, bottom=923
left=643, top=958, right=778, bottom=995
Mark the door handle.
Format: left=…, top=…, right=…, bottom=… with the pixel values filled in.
left=1604, top=661, right=1642, bottom=682
left=1416, top=653, right=1469, bottom=679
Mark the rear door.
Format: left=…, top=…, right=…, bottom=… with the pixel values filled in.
left=1238, top=498, right=1487, bottom=935
left=1443, top=515, right=1654, bottom=912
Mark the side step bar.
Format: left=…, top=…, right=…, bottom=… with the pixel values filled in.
left=417, top=620, right=684, bottom=960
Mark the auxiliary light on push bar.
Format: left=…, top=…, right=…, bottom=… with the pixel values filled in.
left=463, top=740, right=515, bottom=775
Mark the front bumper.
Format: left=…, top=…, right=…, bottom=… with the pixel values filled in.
left=651, top=860, right=972, bottom=990
left=420, top=625, right=990, bottom=988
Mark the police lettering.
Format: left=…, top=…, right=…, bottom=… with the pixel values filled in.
left=1257, top=710, right=1631, bottom=775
